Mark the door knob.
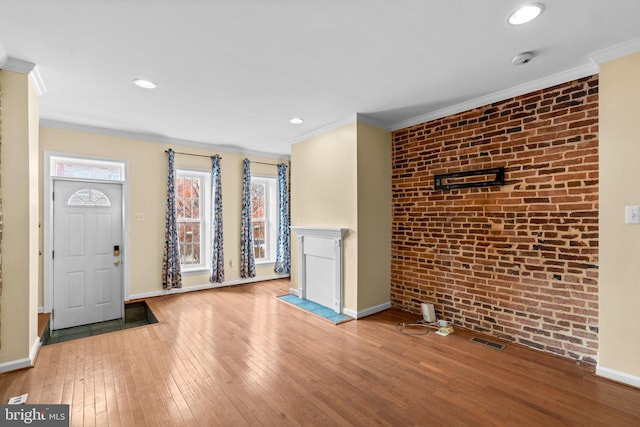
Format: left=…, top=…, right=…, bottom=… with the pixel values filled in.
left=114, top=259, right=120, bottom=265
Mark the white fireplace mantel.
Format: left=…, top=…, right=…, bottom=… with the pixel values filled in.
left=291, top=226, right=348, bottom=313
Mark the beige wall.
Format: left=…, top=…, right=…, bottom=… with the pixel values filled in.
left=28, top=76, right=40, bottom=358
left=39, top=127, right=287, bottom=302
left=356, top=122, right=391, bottom=310
left=290, top=121, right=392, bottom=313
left=290, top=123, right=359, bottom=309
left=0, top=70, right=39, bottom=364
left=599, top=52, right=640, bottom=378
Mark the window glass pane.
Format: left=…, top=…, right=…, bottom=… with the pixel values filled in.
left=176, top=177, right=185, bottom=217
left=52, top=157, right=124, bottom=181
left=177, top=177, right=201, bottom=220
left=252, top=182, right=265, bottom=220
left=185, top=222, right=193, bottom=244
left=253, top=222, right=266, bottom=259
left=191, top=224, right=201, bottom=263
left=193, top=199, right=200, bottom=218
left=67, top=189, right=112, bottom=207
left=176, top=197, right=185, bottom=218
left=191, top=178, right=200, bottom=201
left=178, top=222, right=201, bottom=265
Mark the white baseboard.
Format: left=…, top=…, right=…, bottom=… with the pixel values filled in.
left=0, top=337, right=42, bottom=374
left=128, top=274, right=289, bottom=300
left=282, top=291, right=390, bottom=319
left=0, top=357, right=32, bottom=374
left=38, top=306, right=44, bottom=314
left=30, top=336, right=42, bottom=364
left=596, top=365, right=640, bottom=388
left=343, top=301, right=392, bottom=319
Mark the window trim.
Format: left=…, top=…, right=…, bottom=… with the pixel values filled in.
left=176, top=168, right=212, bottom=274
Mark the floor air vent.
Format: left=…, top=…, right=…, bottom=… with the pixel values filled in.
left=470, top=337, right=505, bottom=351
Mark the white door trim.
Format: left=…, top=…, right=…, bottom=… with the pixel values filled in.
left=43, top=151, right=130, bottom=315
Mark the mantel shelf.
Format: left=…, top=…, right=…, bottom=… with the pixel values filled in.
left=290, top=226, right=348, bottom=240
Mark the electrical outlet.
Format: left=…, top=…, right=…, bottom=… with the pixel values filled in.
left=229, top=259, right=233, bottom=267
left=8, top=393, right=28, bottom=404
left=135, top=212, right=145, bottom=222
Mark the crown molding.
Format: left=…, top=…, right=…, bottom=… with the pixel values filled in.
left=589, top=36, right=640, bottom=65
left=28, top=65, right=47, bottom=96
left=288, top=114, right=358, bottom=146
left=2, top=57, right=35, bottom=74
left=288, top=113, right=391, bottom=146
left=1, top=57, right=47, bottom=96
left=355, top=113, right=391, bottom=130
left=390, top=62, right=598, bottom=131
left=0, top=41, right=7, bottom=68
left=39, top=119, right=290, bottom=161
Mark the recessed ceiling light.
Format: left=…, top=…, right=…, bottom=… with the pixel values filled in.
left=133, top=79, right=156, bottom=89
left=289, top=117, right=304, bottom=124
left=508, top=4, right=544, bottom=25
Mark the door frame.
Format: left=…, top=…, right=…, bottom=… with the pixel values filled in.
left=43, top=151, right=130, bottom=323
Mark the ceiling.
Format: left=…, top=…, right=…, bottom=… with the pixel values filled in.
left=1, top=1, right=640, bottom=157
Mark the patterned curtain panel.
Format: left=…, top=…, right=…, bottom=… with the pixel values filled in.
left=274, top=163, right=290, bottom=274
left=240, top=158, right=256, bottom=278
left=210, top=154, right=224, bottom=283
left=162, top=149, right=182, bottom=289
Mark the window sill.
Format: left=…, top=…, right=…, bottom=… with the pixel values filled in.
left=181, top=267, right=209, bottom=276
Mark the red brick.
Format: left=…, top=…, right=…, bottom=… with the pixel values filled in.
left=391, top=75, right=599, bottom=364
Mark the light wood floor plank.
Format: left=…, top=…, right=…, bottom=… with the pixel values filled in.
left=1, top=279, right=639, bottom=426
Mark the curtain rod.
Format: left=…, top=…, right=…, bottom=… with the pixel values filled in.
left=165, top=150, right=285, bottom=166
left=252, top=161, right=284, bottom=166
left=165, top=149, right=219, bottom=159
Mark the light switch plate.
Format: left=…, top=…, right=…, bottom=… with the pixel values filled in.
left=625, top=206, right=640, bottom=224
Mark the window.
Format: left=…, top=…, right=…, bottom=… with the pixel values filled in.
left=50, top=156, right=125, bottom=181
left=67, top=189, right=111, bottom=207
left=176, top=169, right=211, bottom=272
left=251, top=176, right=277, bottom=263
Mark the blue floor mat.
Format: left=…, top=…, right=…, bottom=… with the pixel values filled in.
left=278, top=294, right=353, bottom=324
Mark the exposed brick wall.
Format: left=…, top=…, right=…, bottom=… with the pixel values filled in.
left=391, top=76, right=599, bottom=364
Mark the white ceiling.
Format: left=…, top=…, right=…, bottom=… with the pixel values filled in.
left=1, top=1, right=640, bottom=157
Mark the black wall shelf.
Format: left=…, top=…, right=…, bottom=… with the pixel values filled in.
left=434, top=167, right=505, bottom=190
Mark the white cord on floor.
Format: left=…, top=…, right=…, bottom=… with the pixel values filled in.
left=396, top=320, right=439, bottom=336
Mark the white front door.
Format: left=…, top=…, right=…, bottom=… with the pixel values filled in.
left=53, top=180, right=123, bottom=330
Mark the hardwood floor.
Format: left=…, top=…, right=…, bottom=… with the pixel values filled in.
left=2, top=279, right=639, bottom=426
